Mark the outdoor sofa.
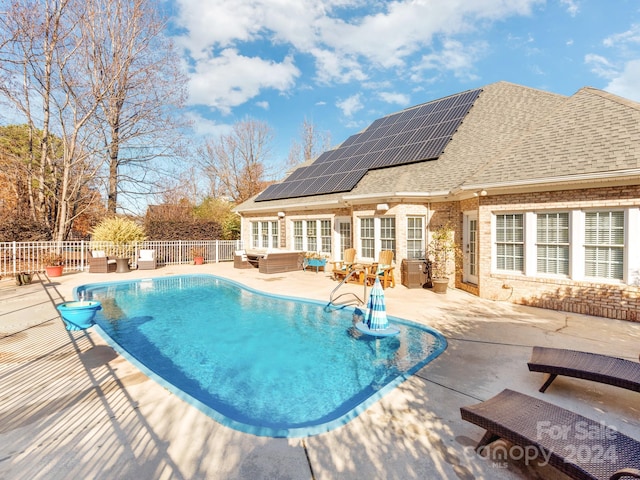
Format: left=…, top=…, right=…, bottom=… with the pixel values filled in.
left=528, top=346, right=640, bottom=393
left=460, top=389, right=640, bottom=480
left=257, top=250, right=302, bottom=274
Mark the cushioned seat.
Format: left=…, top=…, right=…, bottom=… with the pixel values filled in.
left=137, top=249, right=157, bottom=270
left=89, top=250, right=116, bottom=273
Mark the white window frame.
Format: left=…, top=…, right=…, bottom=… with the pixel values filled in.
left=251, top=220, right=279, bottom=249
left=292, top=219, right=332, bottom=253
left=359, top=216, right=396, bottom=261
left=406, top=216, right=425, bottom=260
left=494, top=213, right=525, bottom=273
left=536, top=212, right=570, bottom=276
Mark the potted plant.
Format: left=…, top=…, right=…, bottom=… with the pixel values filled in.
left=191, top=247, right=205, bottom=265
left=427, top=222, right=462, bottom=294
left=42, top=251, right=65, bottom=277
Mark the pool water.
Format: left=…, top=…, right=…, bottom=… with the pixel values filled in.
left=77, top=275, right=447, bottom=437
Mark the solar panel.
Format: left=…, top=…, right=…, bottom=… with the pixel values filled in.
left=254, top=88, right=481, bottom=201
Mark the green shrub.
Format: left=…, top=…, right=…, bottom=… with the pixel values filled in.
left=90, top=217, right=146, bottom=257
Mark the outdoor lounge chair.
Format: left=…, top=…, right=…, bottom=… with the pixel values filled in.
left=365, top=250, right=395, bottom=288
left=88, top=250, right=116, bottom=273
left=136, top=249, right=157, bottom=270
left=460, top=389, right=640, bottom=480
left=528, top=346, right=640, bottom=393
left=234, top=249, right=254, bottom=269
left=330, top=248, right=356, bottom=281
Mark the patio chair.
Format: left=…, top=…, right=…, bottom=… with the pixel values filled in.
left=460, top=389, right=640, bottom=480
left=88, top=250, right=117, bottom=273
left=136, top=249, right=157, bottom=270
left=365, top=250, right=395, bottom=288
left=234, top=249, right=253, bottom=269
left=330, top=248, right=356, bottom=281
left=528, top=346, right=640, bottom=393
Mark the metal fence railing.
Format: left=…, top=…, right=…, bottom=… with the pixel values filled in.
left=0, top=240, right=243, bottom=277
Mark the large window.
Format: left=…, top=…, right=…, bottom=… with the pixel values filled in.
left=407, top=216, right=425, bottom=259
left=585, top=211, right=624, bottom=280
left=251, top=221, right=279, bottom=249
left=537, top=212, right=569, bottom=275
left=360, top=217, right=396, bottom=259
left=292, top=219, right=332, bottom=253
left=496, top=214, right=524, bottom=272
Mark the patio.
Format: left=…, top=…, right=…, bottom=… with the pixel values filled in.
left=1, top=263, right=638, bottom=480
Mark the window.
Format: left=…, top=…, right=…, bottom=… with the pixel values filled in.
left=293, top=221, right=303, bottom=251
left=251, top=221, right=279, bottom=249
left=537, top=212, right=569, bottom=275
left=380, top=217, right=396, bottom=254
left=585, top=211, right=624, bottom=280
left=407, top=217, right=424, bottom=259
left=320, top=220, right=332, bottom=253
left=292, top=219, right=332, bottom=252
left=496, top=214, right=524, bottom=272
left=360, top=217, right=395, bottom=259
left=360, top=218, right=375, bottom=258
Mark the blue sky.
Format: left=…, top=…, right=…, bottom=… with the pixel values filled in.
left=171, top=0, right=640, bottom=171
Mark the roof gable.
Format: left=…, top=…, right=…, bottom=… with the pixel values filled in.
left=465, top=86, right=640, bottom=187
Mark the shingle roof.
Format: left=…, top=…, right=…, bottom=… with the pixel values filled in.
left=236, top=81, right=640, bottom=213
left=464, top=87, right=640, bottom=187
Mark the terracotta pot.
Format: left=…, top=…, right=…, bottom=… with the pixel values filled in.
left=193, top=256, right=204, bottom=265
left=46, top=265, right=64, bottom=277
left=431, top=277, right=449, bottom=294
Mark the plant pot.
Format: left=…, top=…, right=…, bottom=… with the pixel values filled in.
left=57, top=301, right=102, bottom=330
left=432, top=277, right=449, bottom=294
left=193, top=256, right=204, bottom=265
left=15, top=272, right=33, bottom=286
left=45, top=265, right=64, bottom=277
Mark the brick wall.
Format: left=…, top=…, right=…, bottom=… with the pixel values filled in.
left=475, top=186, right=640, bottom=322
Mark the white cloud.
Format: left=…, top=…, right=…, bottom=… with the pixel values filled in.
left=188, top=49, right=300, bottom=114
left=256, top=101, right=270, bottom=110
left=186, top=112, right=233, bottom=138
left=336, top=93, right=363, bottom=117
left=604, top=59, right=640, bottom=102
left=585, top=53, right=616, bottom=79
left=378, top=91, right=410, bottom=106
left=603, top=24, right=640, bottom=48
left=175, top=0, right=545, bottom=109
left=559, top=0, right=580, bottom=17
left=411, top=39, right=485, bottom=81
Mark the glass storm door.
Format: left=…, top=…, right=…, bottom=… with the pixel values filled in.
left=463, top=212, right=478, bottom=284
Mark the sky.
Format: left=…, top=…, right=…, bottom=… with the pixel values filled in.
left=170, top=0, right=640, bottom=171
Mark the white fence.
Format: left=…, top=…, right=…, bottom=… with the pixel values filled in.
left=0, top=240, right=243, bottom=277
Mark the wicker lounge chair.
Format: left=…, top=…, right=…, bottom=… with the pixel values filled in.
left=460, top=389, right=640, bottom=480
left=233, top=250, right=253, bottom=269
left=88, top=250, right=117, bottom=273
left=136, top=249, right=157, bottom=270
left=528, top=346, right=640, bottom=393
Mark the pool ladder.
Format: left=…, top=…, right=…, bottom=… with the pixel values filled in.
left=329, top=268, right=368, bottom=307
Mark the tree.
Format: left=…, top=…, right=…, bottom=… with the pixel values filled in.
left=287, top=118, right=332, bottom=170
left=201, top=118, right=274, bottom=204
left=85, top=0, right=187, bottom=214
left=0, top=0, right=187, bottom=240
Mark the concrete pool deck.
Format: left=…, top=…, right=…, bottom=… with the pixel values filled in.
left=1, top=263, right=639, bottom=480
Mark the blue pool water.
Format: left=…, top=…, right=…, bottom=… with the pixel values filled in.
left=77, top=275, right=447, bottom=437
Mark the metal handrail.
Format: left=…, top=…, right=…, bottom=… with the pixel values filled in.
left=329, top=268, right=368, bottom=307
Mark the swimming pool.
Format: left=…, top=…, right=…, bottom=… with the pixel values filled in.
left=77, top=275, right=447, bottom=437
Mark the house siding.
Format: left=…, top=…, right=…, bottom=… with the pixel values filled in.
left=475, top=186, right=640, bottom=322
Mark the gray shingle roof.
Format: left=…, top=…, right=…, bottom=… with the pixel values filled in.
left=236, top=81, right=640, bottom=213
left=465, top=87, right=640, bottom=187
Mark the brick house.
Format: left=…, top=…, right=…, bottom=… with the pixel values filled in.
left=235, top=81, right=640, bottom=321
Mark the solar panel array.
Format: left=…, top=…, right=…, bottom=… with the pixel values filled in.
left=255, top=88, right=481, bottom=202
